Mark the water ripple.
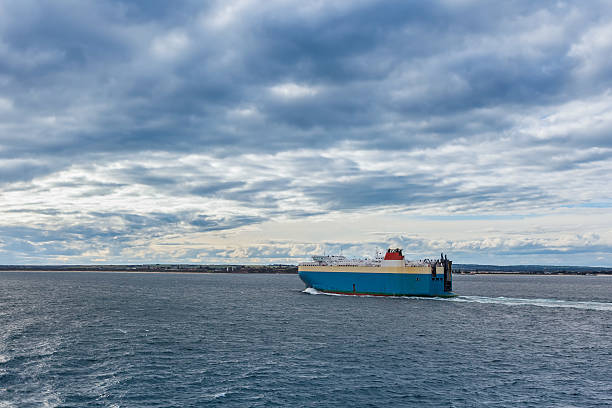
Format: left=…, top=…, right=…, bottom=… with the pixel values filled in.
left=0, top=272, right=610, bottom=407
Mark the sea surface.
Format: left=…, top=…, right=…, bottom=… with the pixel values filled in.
left=0, top=272, right=610, bottom=407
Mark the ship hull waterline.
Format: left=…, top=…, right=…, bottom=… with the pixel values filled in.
left=299, top=270, right=456, bottom=297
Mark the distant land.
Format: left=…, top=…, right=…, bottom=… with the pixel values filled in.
left=0, top=264, right=611, bottom=275
left=452, top=264, right=612, bottom=275
left=0, top=264, right=297, bottom=274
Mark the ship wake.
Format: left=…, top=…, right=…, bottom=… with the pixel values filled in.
left=302, top=287, right=345, bottom=296
left=302, top=288, right=612, bottom=311
left=448, top=295, right=612, bottom=311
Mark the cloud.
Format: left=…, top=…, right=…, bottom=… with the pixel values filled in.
left=568, top=21, right=612, bottom=79
left=269, top=83, right=320, bottom=98
left=150, top=30, right=190, bottom=60
left=0, top=160, right=53, bottom=185
left=190, top=181, right=246, bottom=197
left=189, top=215, right=265, bottom=231
left=1, top=0, right=612, bottom=264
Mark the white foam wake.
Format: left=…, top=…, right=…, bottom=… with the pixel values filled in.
left=302, top=287, right=346, bottom=296
left=302, top=288, right=612, bottom=311
left=448, top=295, right=612, bottom=311
left=302, top=287, right=320, bottom=295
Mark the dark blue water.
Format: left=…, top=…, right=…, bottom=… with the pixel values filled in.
left=1, top=272, right=611, bottom=407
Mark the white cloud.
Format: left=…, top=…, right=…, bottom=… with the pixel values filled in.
left=568, top=21, right=612, bottom=76
left=518, top=91, right=612, bottom=141
left=202, top=0, right=254, bottom=29
left=227, top=106, right=261, bottom=118
left=150, top=30, right=190, bottom=60
left=269, top=83, right=320, bottom=98
left=0, top=97, right=13, bottom=111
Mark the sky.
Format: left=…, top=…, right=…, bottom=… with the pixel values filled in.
left=1, top=0, right=611, bottom=266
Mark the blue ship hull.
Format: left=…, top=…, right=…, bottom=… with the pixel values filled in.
left=299, top=270, right=455, bottom=297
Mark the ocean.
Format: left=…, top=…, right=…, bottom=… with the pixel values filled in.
left=0, top=272, right=610, bottom=407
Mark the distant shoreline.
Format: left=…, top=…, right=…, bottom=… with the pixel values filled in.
left=1, top=264, right=611, bottom=276
left=457, top=272, right=612, bottom=276
left=0, top=269, right=298, bottom=274
left=0, top=265, right=298, bottom=274
left=1, top=270, right=610, bottom=276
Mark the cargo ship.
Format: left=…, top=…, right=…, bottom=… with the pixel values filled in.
left=298, top=248, right=454, bottom=297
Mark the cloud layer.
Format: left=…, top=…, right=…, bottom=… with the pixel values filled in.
left=1, top=0, right=611, bottom=265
